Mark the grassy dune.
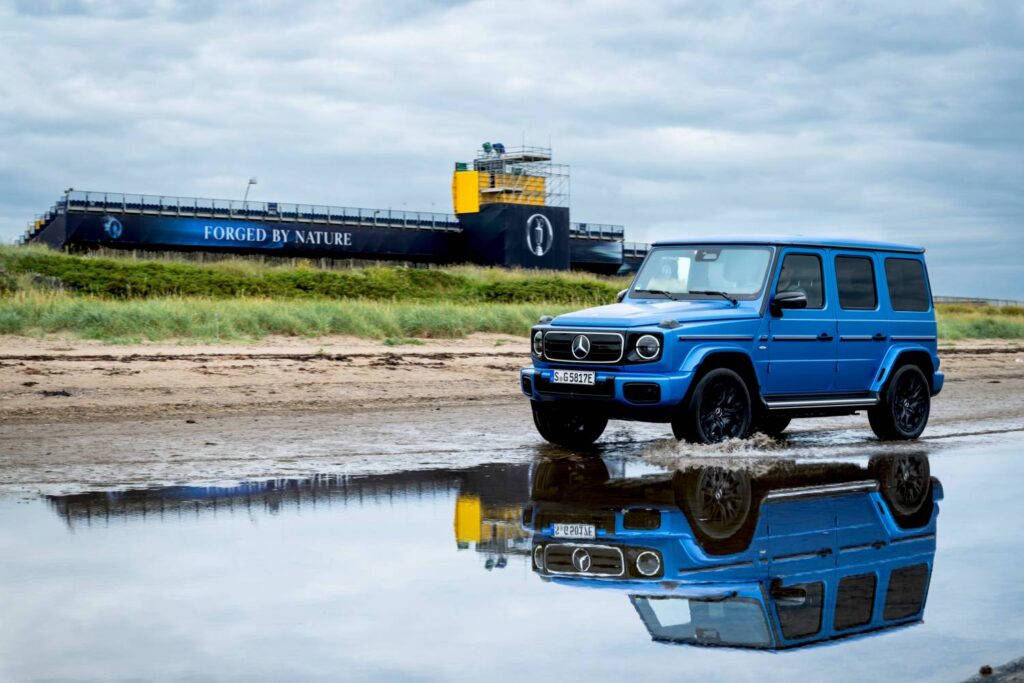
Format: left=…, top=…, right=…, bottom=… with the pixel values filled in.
left=0, top=246, right=1020, bottom=342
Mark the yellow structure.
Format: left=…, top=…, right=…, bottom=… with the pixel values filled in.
left=454, top=494, right=482, bottom=543
left=451, top=170, right=480, bottom=214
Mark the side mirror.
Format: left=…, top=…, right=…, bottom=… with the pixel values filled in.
left=770, top=290, right=807, bottom=316
left=770, top=578, right=807, bottom=607
left=617, top=289, right=628, bottom=303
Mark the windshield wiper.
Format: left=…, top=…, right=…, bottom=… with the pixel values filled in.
left=690, top=290, right=738, bottom=306
left=634, top=289, right=682, bottom=301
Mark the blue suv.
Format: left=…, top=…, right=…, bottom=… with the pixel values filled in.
left=521, top=238, right=943, bottom=446
left=524, top=453, right=939, bottom=650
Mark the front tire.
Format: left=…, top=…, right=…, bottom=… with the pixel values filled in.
left=672, top=368, right=753, bottom=443
left=531, top=401, right=607, bottom=449
left=869, top=364, right=931, bottom=440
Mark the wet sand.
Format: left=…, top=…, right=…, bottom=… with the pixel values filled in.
left=1, top=335, right=1022, bottom=493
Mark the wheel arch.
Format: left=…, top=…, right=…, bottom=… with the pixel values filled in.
left=681, top=348, right=762, bottom=409
left=871, top=346, right=936, bottom=394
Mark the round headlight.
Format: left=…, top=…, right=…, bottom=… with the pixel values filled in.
left=635, top=334, right=661, bottom=360
left=533, top=330, right=544, bottom=356
left=636, top=551, right=662, bottom=577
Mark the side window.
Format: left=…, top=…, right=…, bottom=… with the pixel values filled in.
left=834, top=574, right=877, bottom=630
left=776, top=253, right=824, bottom=308
left=884, top=564, right=929, bottom=620
left=776, top=582, right=824, bottom=640
left=836, top=256, right=878, bottom=310
left=885, top=258, right=931, bottom=311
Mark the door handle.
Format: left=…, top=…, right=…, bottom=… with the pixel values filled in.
left=817, top=332, right=834, bottom=341
left=872, top=333, right=887, bottom=341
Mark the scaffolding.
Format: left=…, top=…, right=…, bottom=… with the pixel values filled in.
left=466, top=143, right=570, bottom=209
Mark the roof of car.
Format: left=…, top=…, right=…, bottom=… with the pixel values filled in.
left=650, top=236, right=925, bottom=254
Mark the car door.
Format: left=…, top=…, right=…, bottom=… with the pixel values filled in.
left=765, top=495, right=838, bottom=579
left=832, top=251, right=887, bottom=392
left=765, top=249, right=837, bottom=395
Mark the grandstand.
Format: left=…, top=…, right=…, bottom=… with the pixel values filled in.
left=20, top=144, right=651, bottom=274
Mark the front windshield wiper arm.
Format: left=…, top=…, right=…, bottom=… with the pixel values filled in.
left=634, top=289, right=682, bottom=301
left=690, top=290, right=738, bottom=306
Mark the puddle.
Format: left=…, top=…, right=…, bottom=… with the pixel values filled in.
left=1, top=443, right=1022, bottom=682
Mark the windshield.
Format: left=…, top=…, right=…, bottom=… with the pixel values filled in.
left=632, top=246, right=773, bottom=300
left=631, top=595, right=773, bottom=648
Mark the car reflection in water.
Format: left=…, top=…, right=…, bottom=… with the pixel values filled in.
left=523, top=453, right=939, bottom=650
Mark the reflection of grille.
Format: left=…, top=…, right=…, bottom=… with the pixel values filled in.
left=535, top=375, right=615, bottom=398
left=543, top=543, right=624, bottom=576
left=544, top=331, right=623, bottom=363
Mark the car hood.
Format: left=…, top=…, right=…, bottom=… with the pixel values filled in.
left=551, top=300, right=760, bottom=328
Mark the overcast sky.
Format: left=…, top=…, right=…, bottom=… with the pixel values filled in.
left=1, top=0, right=1021, bottom=297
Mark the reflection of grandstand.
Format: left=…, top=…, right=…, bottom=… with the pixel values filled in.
left=47, top=463, right=531, bottom=530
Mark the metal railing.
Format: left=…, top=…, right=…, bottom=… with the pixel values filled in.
left=934, top=296, right=1023, bottom=308
left=622, top=241, right=651, bottom=257
left=59, top=191, right=462, bottom=232
left=569, top=222, right=625, bottom=240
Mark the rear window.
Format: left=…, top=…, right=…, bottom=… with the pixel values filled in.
left=836, top=256, right=878, bottom=310
left=835, top=574, right=877, bottom=630
left=885, top=258, right=931, bottom=311
left=776, top=582, right=824, bottom=640
left=884, top=564, right=929, bottom=620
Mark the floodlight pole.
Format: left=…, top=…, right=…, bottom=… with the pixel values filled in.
left=243, top=177, right=257, bottom=203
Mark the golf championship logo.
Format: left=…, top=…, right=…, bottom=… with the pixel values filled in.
left=525, top=213, right=553, bottom=257
left=102, top=216, right=123, bottom=240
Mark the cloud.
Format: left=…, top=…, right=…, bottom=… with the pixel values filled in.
left=0, top=0, right=1021, bottom=296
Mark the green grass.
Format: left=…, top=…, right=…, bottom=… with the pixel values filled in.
left=1, top=245, right=1020, bottom=342
left=0, top=290, right=576, bottom=342
left=0, top=245, right=626, bottom=305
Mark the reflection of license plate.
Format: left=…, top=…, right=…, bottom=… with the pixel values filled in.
left=552, top=523, right=596, bottom=539
left=552, top=370, right=595, bottom=385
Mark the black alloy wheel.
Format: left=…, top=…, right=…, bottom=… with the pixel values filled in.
left=869, top=364, right=931, bottom=440
left=689, top=467, right=753, bottom=540
left=531, top=401, right=608, bottom=450
left=673, top=368, right=753, bottom=443
left=879, top=453, right=931, bottom=518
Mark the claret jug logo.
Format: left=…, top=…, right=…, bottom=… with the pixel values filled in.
left=102, top=216, right=123, bottom=240
left=525, top=213, right=553, bottom=257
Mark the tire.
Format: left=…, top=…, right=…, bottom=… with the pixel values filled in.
left=755, top=416, right=791, bottom=437
left=672, top=368, right=753, bottom=443
left=869, top=364, right=931, bottom=440
left=531, top=456, right=610, bottom=501
left=674, top=467, right=757, bottom=554
left=531, top=401, right=608, bottom=449
left=871, top=453, right=933, bottom=528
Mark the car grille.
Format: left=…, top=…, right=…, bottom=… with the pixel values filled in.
left=535, top=375, right=615, bottom=398
left=543, top=543, right=624, bottom=577
left=544, top=331, right=623, bottom=363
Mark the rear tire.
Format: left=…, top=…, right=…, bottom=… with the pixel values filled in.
left=672, top=368, right=753, bottom=443
left=871, top=453, right=933, bottom=528
left=531, top=401, right=607, bottom=449
left=674, top=467, right=758, bottom=554
left=869, top=364, right=931, bottom=440
left=755, top=416, right=791, bottom=437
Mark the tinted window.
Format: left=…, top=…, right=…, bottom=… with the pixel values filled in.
left=885, top=258, right=930, bottom=311
left=884, top=564, right=929, bottom=620
left=776, top=582, right=824, bottom=640
left=836, top=256, right=878, bottom=309
left=835, top=574, right=877, bottom=630
left=776, top=253, right=824, bottom=308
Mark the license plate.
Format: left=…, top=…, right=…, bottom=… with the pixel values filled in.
left=552, top=370, right=595, bottom=385
left=552, top=523, right=596, bottom=539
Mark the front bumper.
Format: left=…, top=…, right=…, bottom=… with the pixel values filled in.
left=520, top=366, right=693, bottom=408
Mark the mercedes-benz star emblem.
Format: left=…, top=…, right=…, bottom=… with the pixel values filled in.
left=525, top=213, right=554, bottom=257
left=571, top=547, right=592, bottom=573
left=571, top=334, right=591, bottom=360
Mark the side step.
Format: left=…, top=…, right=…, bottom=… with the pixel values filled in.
left=764, top=395, right=878, bottom=411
